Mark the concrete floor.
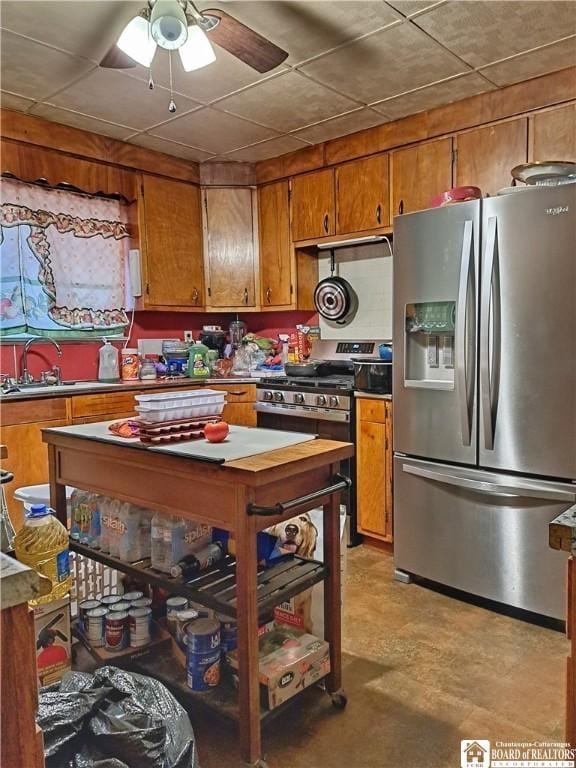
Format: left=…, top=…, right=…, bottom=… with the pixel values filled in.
left=195, top=545, right=568, bottom=768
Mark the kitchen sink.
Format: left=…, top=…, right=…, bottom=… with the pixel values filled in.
left=2, top=381, right=116, bottom=395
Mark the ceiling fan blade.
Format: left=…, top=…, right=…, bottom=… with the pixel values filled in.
left=100, top=45, right=137, bottom=69
left=201, top=9, right=288, bottom=73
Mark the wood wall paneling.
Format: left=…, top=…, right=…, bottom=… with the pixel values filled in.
left=391, top=137, right=453, bottom=216
left=290, top=168, right=335, bottom=241
left=531, top=103, right=576, bottom=162
left=455, top=118, right=528, bottom=195
left=336, top=154, right=390, bottom=234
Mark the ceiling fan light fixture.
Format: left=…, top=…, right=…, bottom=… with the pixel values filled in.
left=150, top=0, right=188, bottom=51
left=116, top=14, right=157, bottom=67
left=178, top=24, right=216, bottom=72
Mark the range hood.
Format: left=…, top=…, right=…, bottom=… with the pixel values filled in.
left=317, top=235, right=390, bottom=250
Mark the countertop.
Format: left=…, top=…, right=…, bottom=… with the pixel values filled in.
left=0, top=376, right=257, bottom=401
left=354, top=391, right=392, bottom=401
left=549, top=505, right=576, bottom=554
left=0, top=553, right=50, bottom=609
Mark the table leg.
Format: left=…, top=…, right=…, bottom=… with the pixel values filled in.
left=323, top=463, right=342, bottom=696
left=235, top=503, right=263, bottom=766
left=48, top=445, right=66, bottom=527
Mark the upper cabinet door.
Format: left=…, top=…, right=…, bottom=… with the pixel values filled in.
left=336, top=154, right=390, bottom=234
left=391, top=138, right=453, bottom=217
left=291, top=169, right=335, bottom=241
left=532, top=104, right=576, bottom=162
left=140, top=175, right=204, bottom=309
left=455, top=119, right=528, bottom=195
left=258, top=181, right=293, bottom=308
left=203, top=187, right=257, bottom=309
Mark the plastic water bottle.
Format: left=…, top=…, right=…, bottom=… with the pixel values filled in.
left=151, top=512, right=167, bottom=571
left=14, top=504, right=72, bottom=605
left=119, top=506, right=141, bottom=563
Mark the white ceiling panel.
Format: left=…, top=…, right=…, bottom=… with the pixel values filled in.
left=215, top=70, right=360, bottom=132
left=151, top=107, right=278, bottom=154
left=479, top=38, right=576, bottom=88
left=0, top=91, right=36, bottom=112
left=222, top=135, right=311, bottom=162
left=386, top=1, right=446, bottom=17
left=372, top=72, right=495, bottom=121
left=292, top=107, right=386, bottom=144
left=0, top=30, right=95, bottom=101
left=128, top=133, right=216, bottom=162
left=300, top=21, right=468, bottom=103
left=196, top=1, right=402, bottom=66
left=29, top=103, right=135, bottom=141
left=414, top=1, right=576, bottom=69
left=49, top=68, right=201, bottom=131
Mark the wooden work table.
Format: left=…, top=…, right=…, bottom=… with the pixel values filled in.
left=43, top=423, right=353, bottom=767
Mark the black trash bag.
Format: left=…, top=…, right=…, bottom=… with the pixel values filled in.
left=38, top=666, right=198, bottom=768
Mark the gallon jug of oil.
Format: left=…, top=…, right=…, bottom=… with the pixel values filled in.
left=14, top=504, right=71, bottom=605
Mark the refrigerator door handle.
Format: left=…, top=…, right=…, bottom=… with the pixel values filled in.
left=480, top=216, right=500, bottom=450
left=456, top=219, right=475, bottom=446
left=402, top=463, right=576, bottom=502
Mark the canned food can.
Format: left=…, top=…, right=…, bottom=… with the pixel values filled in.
left=85, top=607, right=107, bottom=647
left=176, top=608, right=199, bottom=649
left=123, top=591, right=144, bottom=603
left=109, top=601, right=131, bottom=613
left=100, top=595, right=122, bottom=607
left=186, top=618, right=221, bottom=691
left=130, top=597, right=152, bottom=609
left=78, top=599, right=101, bottom=632
left=105, top=611, right=128, bottom=651
left=216, top=613, right=237, bottom=655
left=166, top=596, right=188, bottom=625
left=129, top=607, right=152, bottom=647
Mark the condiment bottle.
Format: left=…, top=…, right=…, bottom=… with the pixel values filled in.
left=121, top=348, right=139, bottom=381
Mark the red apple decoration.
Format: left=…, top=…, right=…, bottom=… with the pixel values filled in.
left=204, top=421, right=230, bottom=443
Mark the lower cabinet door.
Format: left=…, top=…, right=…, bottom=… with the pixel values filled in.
left=222, top=402, right=256, bottom=427
left=356, top=419, right=392, bottom=541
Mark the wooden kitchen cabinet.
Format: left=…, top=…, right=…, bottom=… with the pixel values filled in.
left=568, top=556, right=576, bottom=747
left=203, top=187, right=258, bottom=309
left=258, top=181, right=294, bottom=308
left=391, top=137, right=453, bottom=217
left=290, top=168, right=335, bottom=241
left=209, top=382, right=257, bottom=427
left=336, top=154, right=390, bottom=233
left=356, top=397, right=393, bottom=542
left=455, top=118, right=528, bottom=195
left=139, top=175, right=205, bottom=310
left=531, top=104, right=576, bottom=162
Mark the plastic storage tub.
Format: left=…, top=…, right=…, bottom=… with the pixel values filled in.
left=135, top=389, right=225, bottom=405
left=135, top=389, right=226, bottom=422
left=14, top=483, right=74, bottom=520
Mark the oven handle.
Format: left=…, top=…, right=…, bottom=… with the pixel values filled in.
left=247, top=473, right=351, bottom=516
left=255, top=402, right=350, bottom=422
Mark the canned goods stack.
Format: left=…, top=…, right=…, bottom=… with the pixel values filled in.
left=78, top=591, right=154, bottom=650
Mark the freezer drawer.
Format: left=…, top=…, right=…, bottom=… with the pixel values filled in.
left=394, top=456, right=575, bottom=619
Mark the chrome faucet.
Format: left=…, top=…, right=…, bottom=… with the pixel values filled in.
left=20, top=337, right=62, bottom=384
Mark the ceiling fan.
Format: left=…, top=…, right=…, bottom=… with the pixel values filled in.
left=100, top=0, right=289, bottom=75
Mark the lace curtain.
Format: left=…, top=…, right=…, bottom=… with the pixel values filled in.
left=0, top=178, right=131, bottom=336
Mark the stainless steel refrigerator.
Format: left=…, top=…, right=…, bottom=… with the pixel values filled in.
left=393, top=184, right=576, bottom=620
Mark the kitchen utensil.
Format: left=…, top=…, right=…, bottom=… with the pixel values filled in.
left=511, top=161, right=576, bottom=186
left=314, top=249, right=358, bottom=324
left=284, top=360, right=331, bottom=377
left=353, top=358, right=392, bottom=394
left=200, top=329, right=227, bottom=357
left=430, top=186, right=482, bottom=207
left=229, top=319, right=247, bottom=348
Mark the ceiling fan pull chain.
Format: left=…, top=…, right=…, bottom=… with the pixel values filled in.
left=168, top=50, right=177, bottom=113
left=147, top=19, right=155, bottom=89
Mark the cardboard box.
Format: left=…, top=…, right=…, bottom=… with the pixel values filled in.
left=34, top=596, right=71, bottom=687
left=226, top=624, right=330, bottom=710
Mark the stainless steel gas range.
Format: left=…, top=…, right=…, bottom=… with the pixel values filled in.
left=255, top=340, right=385, bottom=546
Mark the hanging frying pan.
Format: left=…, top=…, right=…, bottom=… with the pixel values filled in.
left=314, top=250, right=358, bottom=324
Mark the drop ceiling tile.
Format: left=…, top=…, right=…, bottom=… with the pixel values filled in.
left=300, top=21, right=467, bottom=103
left=479, top=38, right=576, bottom=88
left=151, top=107, right=278, bottom=154
left=292, top=107, right=386, bottom=143
left=414, top=1, right=576, bottom=69
left=386, top=1, right=445, bottom=17
left=49, top=68, right=201, bottom=131
left=29, top=103, right=135, bottom=141
left=0, top=1, right=139, bottom=63
left=214, top=71, right=360, bottom=132
left=128, top=133, right=215, bottom=163
left=0, top=30, right=94, bottom=101
left=0, top=91, right=36, bottom=111
left=372, top=72, right=495, bottom=121
left=222, top=135, right=311, bottom=163
left=195, top=1, right=402, bottom=66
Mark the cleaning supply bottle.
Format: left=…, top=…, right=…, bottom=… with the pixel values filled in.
left=98, top=339, right=120, bottom=382
left=14, top=504, right=72, bottom=605
left=187, top=340, right=210, bottom=379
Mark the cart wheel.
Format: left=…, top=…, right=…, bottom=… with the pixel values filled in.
left=330, top=688, right=348, bottom=710
left=247, top=759, right=269, bottom=768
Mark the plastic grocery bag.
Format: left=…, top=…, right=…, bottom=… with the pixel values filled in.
left=38, top=666, right=198, bottom=768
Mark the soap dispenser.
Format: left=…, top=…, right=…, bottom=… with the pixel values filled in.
left=187, top=340, right=210, bottom=379
left=98, top=338, right=120, bottom=382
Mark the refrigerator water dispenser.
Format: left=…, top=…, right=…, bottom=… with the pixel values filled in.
left=404, top=301, right=455, bottom=389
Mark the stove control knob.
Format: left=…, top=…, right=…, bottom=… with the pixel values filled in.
left=263, top=390, right=273, bottom=401
left=317, top=394, right=327, bottom=406
left=329, top=395, right=339, bottom=407
left=294, top=393, right=305, bottom=404
left=273, top=391, right=284, bottom=402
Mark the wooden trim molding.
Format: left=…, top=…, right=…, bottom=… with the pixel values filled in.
left=0, top=109, right=200, bottom=183
left=256, top=66, right=576, bottom=183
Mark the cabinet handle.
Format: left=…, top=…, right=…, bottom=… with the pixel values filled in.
left=266, top=287, right=272, bottom=304
left=323, top=213, right=329, bottom=233
left=191, top=287, right=199, bottom=304
left=243, top=288, right=249, bottom=305
left=227, top=390, right=248, bottom=397
left=399, top=199, right=404, bottom=215
left=376, top=203, right=382, bottom=224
